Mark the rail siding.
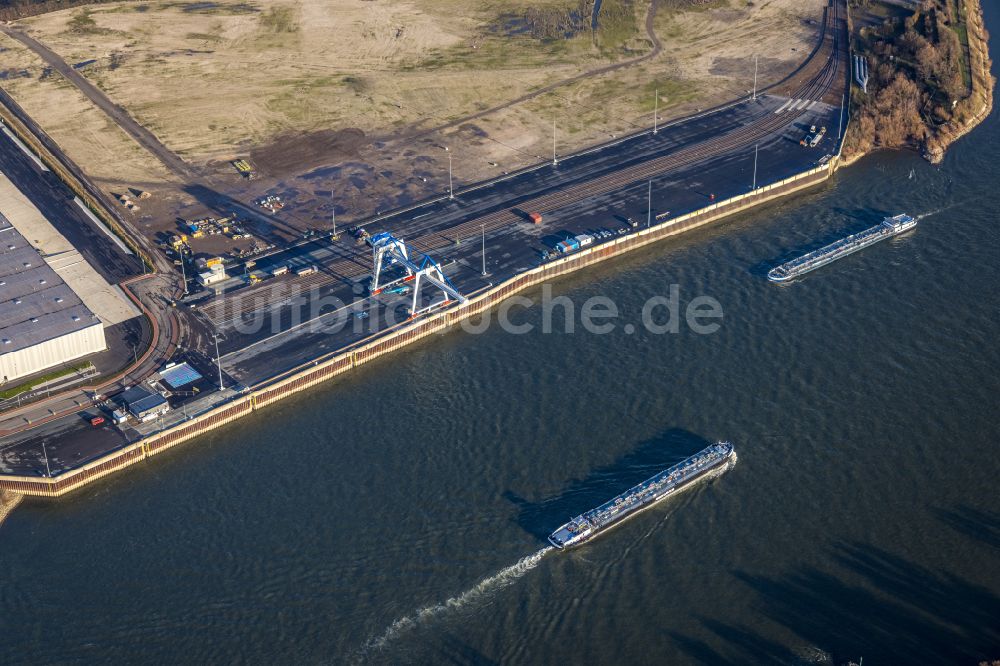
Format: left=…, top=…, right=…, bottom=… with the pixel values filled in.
left=0, top=162, right=834, bottom=497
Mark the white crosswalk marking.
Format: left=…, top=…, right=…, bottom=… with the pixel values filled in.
left=774, top=97, right=821, bottom=114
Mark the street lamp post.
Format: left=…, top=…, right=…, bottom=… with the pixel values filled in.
left=214, top=334, right=224, bottom=392
left=42, top=442, right=52, bottom=478
left=647, top=180, right=652, bottom=228
left=838, top=93, right=845, bottom=139
left=481, top=224, right=487, bottom=276
left=552, top=117, right=558, bottom=166
left=653, top=89, right=659, bottom=135
left=448, top=151, right=454, bottom=200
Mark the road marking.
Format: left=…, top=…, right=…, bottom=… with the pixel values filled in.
left=1, top=125, right=49, bottom=172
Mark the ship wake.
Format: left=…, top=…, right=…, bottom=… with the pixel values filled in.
left=914, top=207, right=949, bottom=221
left=362, top=546, right=552, bottom=655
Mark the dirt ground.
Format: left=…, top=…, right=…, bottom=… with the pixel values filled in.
left=0, top=32, right=175, bottom=187
left=0, top=0, right=826, bottom=252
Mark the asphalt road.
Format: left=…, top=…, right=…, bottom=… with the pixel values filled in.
left=0, top=0, right=848, bottom=479
left=218, top=96, right=843, bottom=385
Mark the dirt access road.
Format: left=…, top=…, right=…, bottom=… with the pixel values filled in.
left=0, top=23, right=196, bottom=182
left=2, top=0, right=669, bottom=181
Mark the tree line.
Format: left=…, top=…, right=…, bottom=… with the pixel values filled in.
left=0, top=0, right=116, bottom=21
left=844, top=0, right=974, bottom=157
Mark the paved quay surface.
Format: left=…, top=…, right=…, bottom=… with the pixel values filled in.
left=0, top=0, right=848, bottom=482
left=215, top=95, right=843, bottom=386
left=0, top=93, right=842, bottom=476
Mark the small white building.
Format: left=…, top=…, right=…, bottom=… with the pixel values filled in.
left=197, top=263, right=227, bottom=286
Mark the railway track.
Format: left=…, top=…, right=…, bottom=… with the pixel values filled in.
left=203, top=0, right=846, bottom=327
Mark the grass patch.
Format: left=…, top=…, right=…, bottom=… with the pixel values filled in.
left=67, top=9, right=99, bottom=33
left=640, top=76, right=701, bottom=109
left=343, top=75, right=371, bottom=94
left=0, top=362, right=93, bottom=401
left=594, top=0, right=640, bottom=54
left=156, top=2, right=259, bottom=15
left=405, top=30, right=588, bottom=72
left=185, top=32, right=222, bottom=42
left=65, top=7, right=126, bottom=37
left=946, top=0, right=972, bottom=91
left=260, top=6, right=298, bottom=33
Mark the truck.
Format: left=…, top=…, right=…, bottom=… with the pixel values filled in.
left=270, top=265, right=289, bottom=277
left=801, top=126, right=827, bottom=147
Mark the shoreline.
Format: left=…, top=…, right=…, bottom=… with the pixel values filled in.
left=6, top=0, right=993, bottom=500
left=924, top=0, right=995, bottom=163
left=841, top=0, right=995, bottom=166
left=0, top=160, right=839, bottom=498
left=0, top=490, right=24, bottom=527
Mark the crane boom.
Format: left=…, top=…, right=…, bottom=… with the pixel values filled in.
left=369, top=232, right=466, bottom=316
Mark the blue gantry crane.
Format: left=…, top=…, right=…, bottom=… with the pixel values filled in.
left=368, top=232, right=467, bottom=317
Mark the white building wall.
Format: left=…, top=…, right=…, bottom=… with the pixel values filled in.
left=0, top=322, right=106, bottom=384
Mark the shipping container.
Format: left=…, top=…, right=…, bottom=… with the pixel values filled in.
left=556, top=238, right=580, bottom=253
left=576, top=234, right=594, bottom=247
left=529, top=212, right=543, bottom=224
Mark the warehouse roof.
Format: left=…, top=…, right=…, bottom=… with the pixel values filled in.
left=121, top=385, right=168, bottom=417
left=0, top=217, right=100, bottom=355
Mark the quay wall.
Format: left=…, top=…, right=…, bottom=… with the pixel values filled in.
left=0, top=161, right=836, bottom=498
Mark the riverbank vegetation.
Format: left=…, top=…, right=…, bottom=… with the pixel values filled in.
left=844, top=0, right=994, bottom=162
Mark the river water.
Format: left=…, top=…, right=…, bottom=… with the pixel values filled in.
left=3, top=14, right=999, bottom=666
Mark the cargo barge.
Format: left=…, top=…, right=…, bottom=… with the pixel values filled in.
left=768, top=213, right=916, bottom=282
left=548, top=442, right=737, bottom=549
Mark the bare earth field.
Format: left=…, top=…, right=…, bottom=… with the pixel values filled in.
left=0, top=0, right=824, bottom=247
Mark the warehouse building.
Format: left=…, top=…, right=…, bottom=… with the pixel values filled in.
left=0, top=217, right=106, bottom=385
